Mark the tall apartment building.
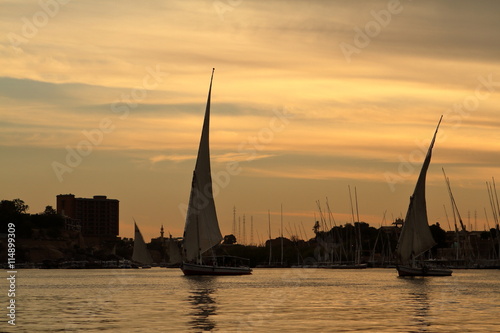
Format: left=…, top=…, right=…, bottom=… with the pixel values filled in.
left=56, top=194, right=119, bottom=237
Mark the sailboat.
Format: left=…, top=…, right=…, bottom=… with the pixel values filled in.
left=132, top=221, right=154, bottom=268
left=395, top=116, right=452, bottom=277
left=165, top=235, right=183, bottom=268
left=180, top=69, right=252, bottom=276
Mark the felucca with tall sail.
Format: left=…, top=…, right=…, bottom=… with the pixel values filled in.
left=132, top=220, right=153, bottom=268
left=395, top=116, right=452, bottom=277
left=180, top=69, right=252, bottom=275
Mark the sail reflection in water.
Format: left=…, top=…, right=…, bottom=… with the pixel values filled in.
left=185, top=276, right=218, bottom=331
left=12, top=269, right=500, bottom=332
left=403, top=279, right=432, bottom=332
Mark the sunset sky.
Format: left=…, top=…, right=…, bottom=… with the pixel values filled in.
left=1, top=0, right=500, bottom=243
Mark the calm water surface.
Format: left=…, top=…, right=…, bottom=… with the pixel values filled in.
left=6, top=268, right=500, bottom=332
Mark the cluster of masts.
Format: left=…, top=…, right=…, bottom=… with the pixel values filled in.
left=227, top=175, right=499, bottom=247
left=232, top=206, right=255, bottom=245
left=442, top=172, right=500, bottom=233
left=486, top=178, right=500, bottom=229
left=231, top=204, right=316, bottom=247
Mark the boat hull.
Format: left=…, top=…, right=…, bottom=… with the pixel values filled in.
left=323, top=263, right=368, bottom=269
left=292, top=264, right=368, bottom=269
left=397, top=265, right=452, bottom=277
left=181, top=262, right=252, bottom=276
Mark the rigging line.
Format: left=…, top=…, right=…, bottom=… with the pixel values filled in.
left=380, top=210, right=387, bottom=228
left=443, top=168, right=463, bottom=231
left=443, top=204, right=452, bottom=231
left=493, top=177, right=500, bottom=224
left=348, top=185, right=355, bottom=224
left=325, top=197, right=337, bottom=227
left=316, top=200, right=327, bottom=232
left=355, top=186, right=360, bottom=224
left=486, top=182, right=498, bottom=225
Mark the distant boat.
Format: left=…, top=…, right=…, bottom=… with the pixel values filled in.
left=395, top=116, right=452, bottom=277
left=321, top=263, right=367, bottom=269
left=166, top=235, right=182, bottom=268
left=132, top=221, right=153, bottom=268
left=180, top=69, right=252, bottom=276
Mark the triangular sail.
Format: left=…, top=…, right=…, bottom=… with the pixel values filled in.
left=132, top=221, right=154, bottom=266
left=167, top=236, right=182, bottom=265
left=396, top=116, right=442, bottom=264
left=183, top=69, right=223, bottom=262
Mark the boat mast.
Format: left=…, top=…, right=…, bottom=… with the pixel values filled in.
left=493, top=178, right=500, bottom=223
left=196, top=213, right=201, bottom=264
left=243, top=214, right=246, bottom=245
left=281, top=204, right=284, bottom=266
left=251, top=216, right=254, bottom=245
left=348, top=185, right=356, bottom=263
left=268, top=210, right=272, bottom=266
left=355, top=186, right=362, bottom=265
left=443, top=167, right=475, bottom=264
left=487, top=179, right=500, bottom=260
left=493, top=178, right=500, bottom=259
left=233, top=206, right=236, bottom=236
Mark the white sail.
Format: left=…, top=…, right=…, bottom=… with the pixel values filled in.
left=132, top=221, right=154, bottom=266
left=183, top=69, right=223, bottom=262
left=396, top=117, right=442, bottom=264
left=167, top=237, right=182, bottom=265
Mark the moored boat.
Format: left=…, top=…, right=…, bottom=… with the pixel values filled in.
left=181, top=256, right=252, bottom=275
left=396, top=264, right=452, bottom=277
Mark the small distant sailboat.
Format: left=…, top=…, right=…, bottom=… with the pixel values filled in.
left=132, top=221, right=153, bottom=268
left=180, top=69, right=252, bottom=276
left=395, top=116, right=452, bottom=277
left=166, top=235, right=183, bottom=268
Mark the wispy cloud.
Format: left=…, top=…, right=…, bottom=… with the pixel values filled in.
left=149, top=154, right=194, bottom=164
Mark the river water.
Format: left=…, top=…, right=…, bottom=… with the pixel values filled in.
left=4, top=268, right=500, bottom=332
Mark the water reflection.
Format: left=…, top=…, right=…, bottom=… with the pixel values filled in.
left=402, top=278, right=432, bottom=332
left=185, top=276, right=218, bottom=331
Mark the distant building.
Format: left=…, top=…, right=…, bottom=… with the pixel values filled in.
left=56, top=194, right=119, bottom=237
left=62, top=216, right=81, bottom=232
left=392, top=218, right=404, bottom=228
